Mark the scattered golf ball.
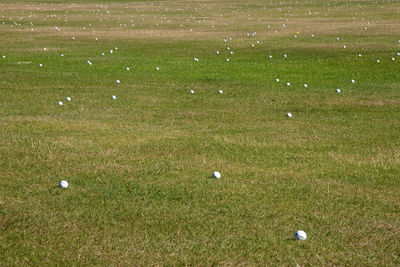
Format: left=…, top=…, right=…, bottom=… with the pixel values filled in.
left=304, top=84, right=308, bottom=88
left=286, top=112, right=293, bottom=118
left=269, top=55, right=272, bottom=58
left=336, top=89, right=341, bottom=93
left=156, top=66, right=160, bottom=70
left=44, top=47, right=47, bottom=51
left=376, top=59, right=380, bottom=63
left=275, top=78, right=280, bottom=82
left=251, top=44, right=255, bottom=47
left=226, top=59, right=230, bottom=62
left=126, top=67, right=130, bottom=70
left=59, top=180, right=68, bottom=189
left=216, top=50, right=219, bottom=54
left=343, top=45, right=347, bottom=48
left=351, top=79, right=355, bottom=83
left=286, top=82, right=291, bottom=86
left=72, top=37, right=75, bottom=40
left=283, top=54, right=287, bottom=58
left=39, top=63, right=43, bottom=67
left=87, top=60, right=92, bottom=65
left=58, top=101, right=63, bottom=106
left=66, top=97, right=71, bottom=101
left=295, top=230, right=307, bottom=240
left=392, top=57, right=395, bottom=61
left=116, top=80, right=120, bottom=84
left=212, top=171, right=221, bottom=179
left=190, top=90, right=195, bottom=94
left=358, top=54, right=362, bottom=57
left=61, top=54, right=64, bottom=57
left=218, top=90, right=223, bottom=94
left=194, top=57, right=199, bottom=62
left=2, top=55, right=5, bottom=59
left=109, top=49, right=113, bottom=54
left=111, top=95, right=116, bottom=99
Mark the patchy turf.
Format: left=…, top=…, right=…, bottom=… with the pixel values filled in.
left=0, top=0, right=400, bottom=265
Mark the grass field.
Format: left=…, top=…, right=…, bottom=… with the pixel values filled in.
left=1, top=0, right=400, bottom=265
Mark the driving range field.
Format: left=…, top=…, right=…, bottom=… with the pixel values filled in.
left=0, top=0, right=400, bottom=265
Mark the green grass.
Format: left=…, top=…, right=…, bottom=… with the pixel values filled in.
left=1, top=0, right=400, bottom=265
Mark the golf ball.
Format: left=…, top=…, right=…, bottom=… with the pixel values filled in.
left=351, top=79, right=355, bottom=83
left=59, top=180, right=68, bottom=189
left=286, top=112, right=293, bottom=118
left=336, top=89, right=341, bottom=93
left=295, top=230, right=307, bottom=240
left=156, top=66, right=160, bottom=70
left=212, top=171, right=221, bottom=179
left=216, top=50, right=219, bottom=54
left=66, top=97, right=71, bottom=101
left=126, top=67, right=130, bottom=70
left=58, top=101, right=63, bottom=106
left=304, top=84, right=308, bottom=88
left=218, top=90, right=223, bottom=94
left=275, top=78, right=280, bottom=82
left=226, top=59, right=230, bottom=62
left=116, top=80, right=120, bottom=84
left=286, top=82, right=291, bottom=86
left=111, top=95, right=116, bottom=99
left=39, top=63, right=43, bottom=67
left=190, top=90, right=194, bottom=94
left=376, top=59, right=380, bottom=63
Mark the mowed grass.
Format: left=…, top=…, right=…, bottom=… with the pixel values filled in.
left=0, top=0, right=400, bottom=265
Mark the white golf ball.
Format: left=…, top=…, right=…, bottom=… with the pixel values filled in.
left=286, top=82, right=291, bottom=86
left=376, top=59, right=380, bottom=63
left=2, top=55, right=5, bottom=59
left=59, top=180, right=68, bottom=189
left=218, top=90, right=223, bottom=94
left=275, top=78, right=280, bottom=82
left=269, top=55, right=272, bottom=59
left=194, top=57, right=199, bottom=62
left=351, top=79, right=355, bottom=83
left=111, top=95, right=116, bottom=99
left=109, top=49, right=113, bottom=54
left=392, top=57, right=395, bottom=61
left=286, top=112, right=292, bottom=118
left=295, top=230, right=307, bottom=240
left=343, top=45, right=346, bottom=48
left=358, top=54, right=362, bottom=57
left=66, top=97, right=71, bottom=101
left=226, top=58, right=230, bottom=62
left=58, top=101, right=63, bottom=106
left=251, top=44, right=255, bottom=47
left=116, top=80, right=120, bottom=84
left=216, top=51, right=219, bottom=54
left=61, top=54, right=64, bottom=57
left=156, top=66, right=160, bottom=70
left=44, top=47, right=47, bottom=51
left=336, top=89, right=341, bottom=93
left=303, top=84, right=308, bottom=88
left=283, top=54, right=287, bottom=58
left=190, top=90, right=195, bottom=94
left=126, top=67, right=130, bottom=70
left=212, top=171, right=221, bottom=179
left=39, top=63, right=43, bottom=67
left=72, top=37, right=75, bottom=40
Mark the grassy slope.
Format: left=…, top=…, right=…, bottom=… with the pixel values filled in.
left=0, top=0, right=399, bottom=265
